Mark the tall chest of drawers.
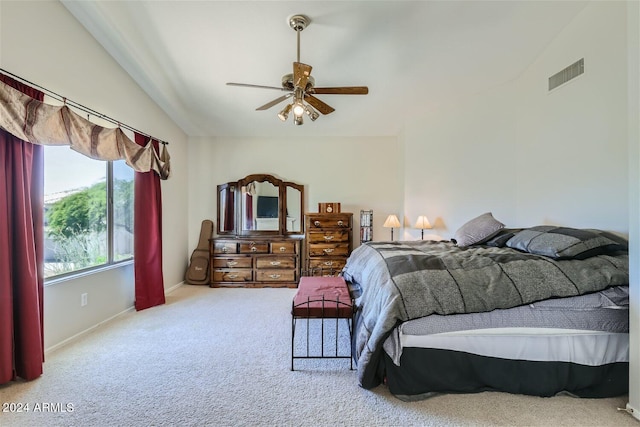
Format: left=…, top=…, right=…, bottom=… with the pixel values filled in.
left=210, top=238, right=301, bottom=288
left=304, top=213, right=353, bottom=277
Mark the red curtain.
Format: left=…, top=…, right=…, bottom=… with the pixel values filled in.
left=133, top=133, right=165, bottom=311
left=0, top=74, right=45, bottom=384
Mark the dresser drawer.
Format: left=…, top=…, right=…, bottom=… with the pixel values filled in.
left=307, top=230, right=350, bottom=244
left=308, top=269, right=343, bottom=277
left=256, top=256, right=296, bottom=269
left=308, top=258, right=346, bottom=271
left=239, top=242, right=269, bottom=254
left=212, top=257, right=252, bottom=269
left=308, top=243, right=350, bottom=257
left=307, top=214, right=352, bottom=229
left=256, top=269, right=296, bottom=282
left=213, top=269, right=252, bottom=282
left=270, top=241, right=297, bottom=254
left=213, top=241, right=238, bottom=254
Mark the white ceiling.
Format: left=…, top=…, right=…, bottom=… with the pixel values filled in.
left=61, top=1, right=588, bottom=139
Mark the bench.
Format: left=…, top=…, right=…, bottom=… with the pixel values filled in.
left=291, top=276, right=354, bottom=370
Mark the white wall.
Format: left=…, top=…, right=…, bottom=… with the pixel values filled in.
left=404, top=1, right=629, bottom=238
left=0, top=1, right=189, bottom=350
left=187, top=135, right=403, bottom=250
left=403, top=84, right=519, bottom=239
left=514, top=2, right=628, bottom=232
left=626, top=0, right=640, bottom=419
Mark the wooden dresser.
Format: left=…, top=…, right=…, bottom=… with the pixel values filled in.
left=304, top=213, right=353, bottom=277
left=211, top=173, right=305, bottom=289
left=210, top=238, right=301, bottom=288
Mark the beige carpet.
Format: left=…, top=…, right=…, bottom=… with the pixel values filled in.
left=0, top=285, right=636, bottom=427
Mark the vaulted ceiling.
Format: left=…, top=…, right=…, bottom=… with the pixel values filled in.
left=61, top=1, right=588, bottom=138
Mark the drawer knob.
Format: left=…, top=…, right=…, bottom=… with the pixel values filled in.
left=323, top=248, right=334, bottom=254
left=228, top=274, right=238, bottom=279
left=222, top=247, right=229, bottom=253
left=314, top=220, right=321, bottom=227
left=251, top=247, right=257, bottom=252
left=227, top=261, right=238, bottom=267
left=323, top=235, right=334, bottom=241
left=323, top=261, right=334, bottom=266
left=337, top=220, right=344, bottom=227
left=269, top=274, right=281, bottom=279
left=279, top=246, right=286, bottom=252
left=270, top=261, right=281, bottom=266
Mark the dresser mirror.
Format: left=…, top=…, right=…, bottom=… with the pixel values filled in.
left=285, top=182, right=303, bottom=233
left=216, top=174, right=304, bottom=236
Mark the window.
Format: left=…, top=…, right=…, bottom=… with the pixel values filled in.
left=43, top=145, right=134, bottom=279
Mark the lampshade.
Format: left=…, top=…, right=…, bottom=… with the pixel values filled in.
left=383, top=214, right=401, bottom=228
left=414, top=215, right=432, bottom=229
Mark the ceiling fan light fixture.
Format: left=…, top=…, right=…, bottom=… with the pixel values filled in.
left=304, top=104, right=319, bottom=121
left=294, top=115, right=303, bottom=126
left=292, top=101, right=305, bottom=118
left=277, top=104, right=292, bottom=121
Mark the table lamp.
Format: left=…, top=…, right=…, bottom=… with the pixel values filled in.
left=414, top=215, right=432, bottom=240
left=383, top=214, right=401, bottom=241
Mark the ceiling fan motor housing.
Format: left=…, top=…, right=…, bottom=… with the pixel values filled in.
left=288, top=14, right=310, bottom=32
left=281, top=73, right=314, bottom=91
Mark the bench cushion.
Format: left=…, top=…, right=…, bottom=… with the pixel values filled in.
left=292, top=276, right=353, bottom=318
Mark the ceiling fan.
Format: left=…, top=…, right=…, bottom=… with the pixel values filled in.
left=226, top=14, right=368, bottom=125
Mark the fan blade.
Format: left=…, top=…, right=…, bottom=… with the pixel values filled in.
left=256, top=93, right=293, bottom=111
left=227, top=82, right=288, bottom=91
left=293, top=62, right=313, bottom=89
left=312, top=86, right=369, bottom=95
left=304, top=94, right=335, bottom=115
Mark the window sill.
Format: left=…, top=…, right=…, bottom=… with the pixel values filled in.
left=44, top=259, right=134, bottom=287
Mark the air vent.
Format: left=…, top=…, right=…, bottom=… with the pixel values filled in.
left=548, top=58, right=584, bottom=91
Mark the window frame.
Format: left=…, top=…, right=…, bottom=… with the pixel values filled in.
left=43, top=155, right=134, bottom=284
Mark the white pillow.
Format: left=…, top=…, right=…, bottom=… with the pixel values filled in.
left=454, top=212, right=505, bottom=248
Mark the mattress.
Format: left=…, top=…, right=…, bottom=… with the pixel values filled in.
left=383, top=286, right=629, bottom=366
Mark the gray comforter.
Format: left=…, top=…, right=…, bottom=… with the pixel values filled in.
left=341, top=240, right=629, bottom=389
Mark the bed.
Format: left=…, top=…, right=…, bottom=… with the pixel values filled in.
left=341, top=217, right=629, bottom=401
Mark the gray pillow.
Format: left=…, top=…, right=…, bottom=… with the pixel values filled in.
left=484, top=228, right=522, bottom=247
left=453, top=212, right=505, bottom=248
left=505, top=226, right=628, bottom=259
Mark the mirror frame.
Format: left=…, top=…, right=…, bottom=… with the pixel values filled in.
left=216, top=182, right=236, bottom=235
left=216, top=173, right=305, bottom=236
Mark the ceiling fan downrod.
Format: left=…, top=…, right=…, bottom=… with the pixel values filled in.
left=288, top=14, right=309, bottom=63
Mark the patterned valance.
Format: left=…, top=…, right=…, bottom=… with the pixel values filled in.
left=0, top=79, right=170, bottom=179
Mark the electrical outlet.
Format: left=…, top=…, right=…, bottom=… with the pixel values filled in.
left=81, top=293, right=88, bottom=307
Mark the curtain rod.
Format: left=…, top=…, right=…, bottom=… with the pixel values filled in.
left=0, top=68, right=169, bottom=145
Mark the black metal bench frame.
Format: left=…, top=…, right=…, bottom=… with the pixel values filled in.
left=291, top=293, right=354, bottom=371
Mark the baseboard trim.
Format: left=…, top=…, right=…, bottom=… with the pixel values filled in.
left=44, top=281, right=185, bottom=355
left=166, top=281, right=184, bottom=294
left=626, top=403, right=639, bottom=421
